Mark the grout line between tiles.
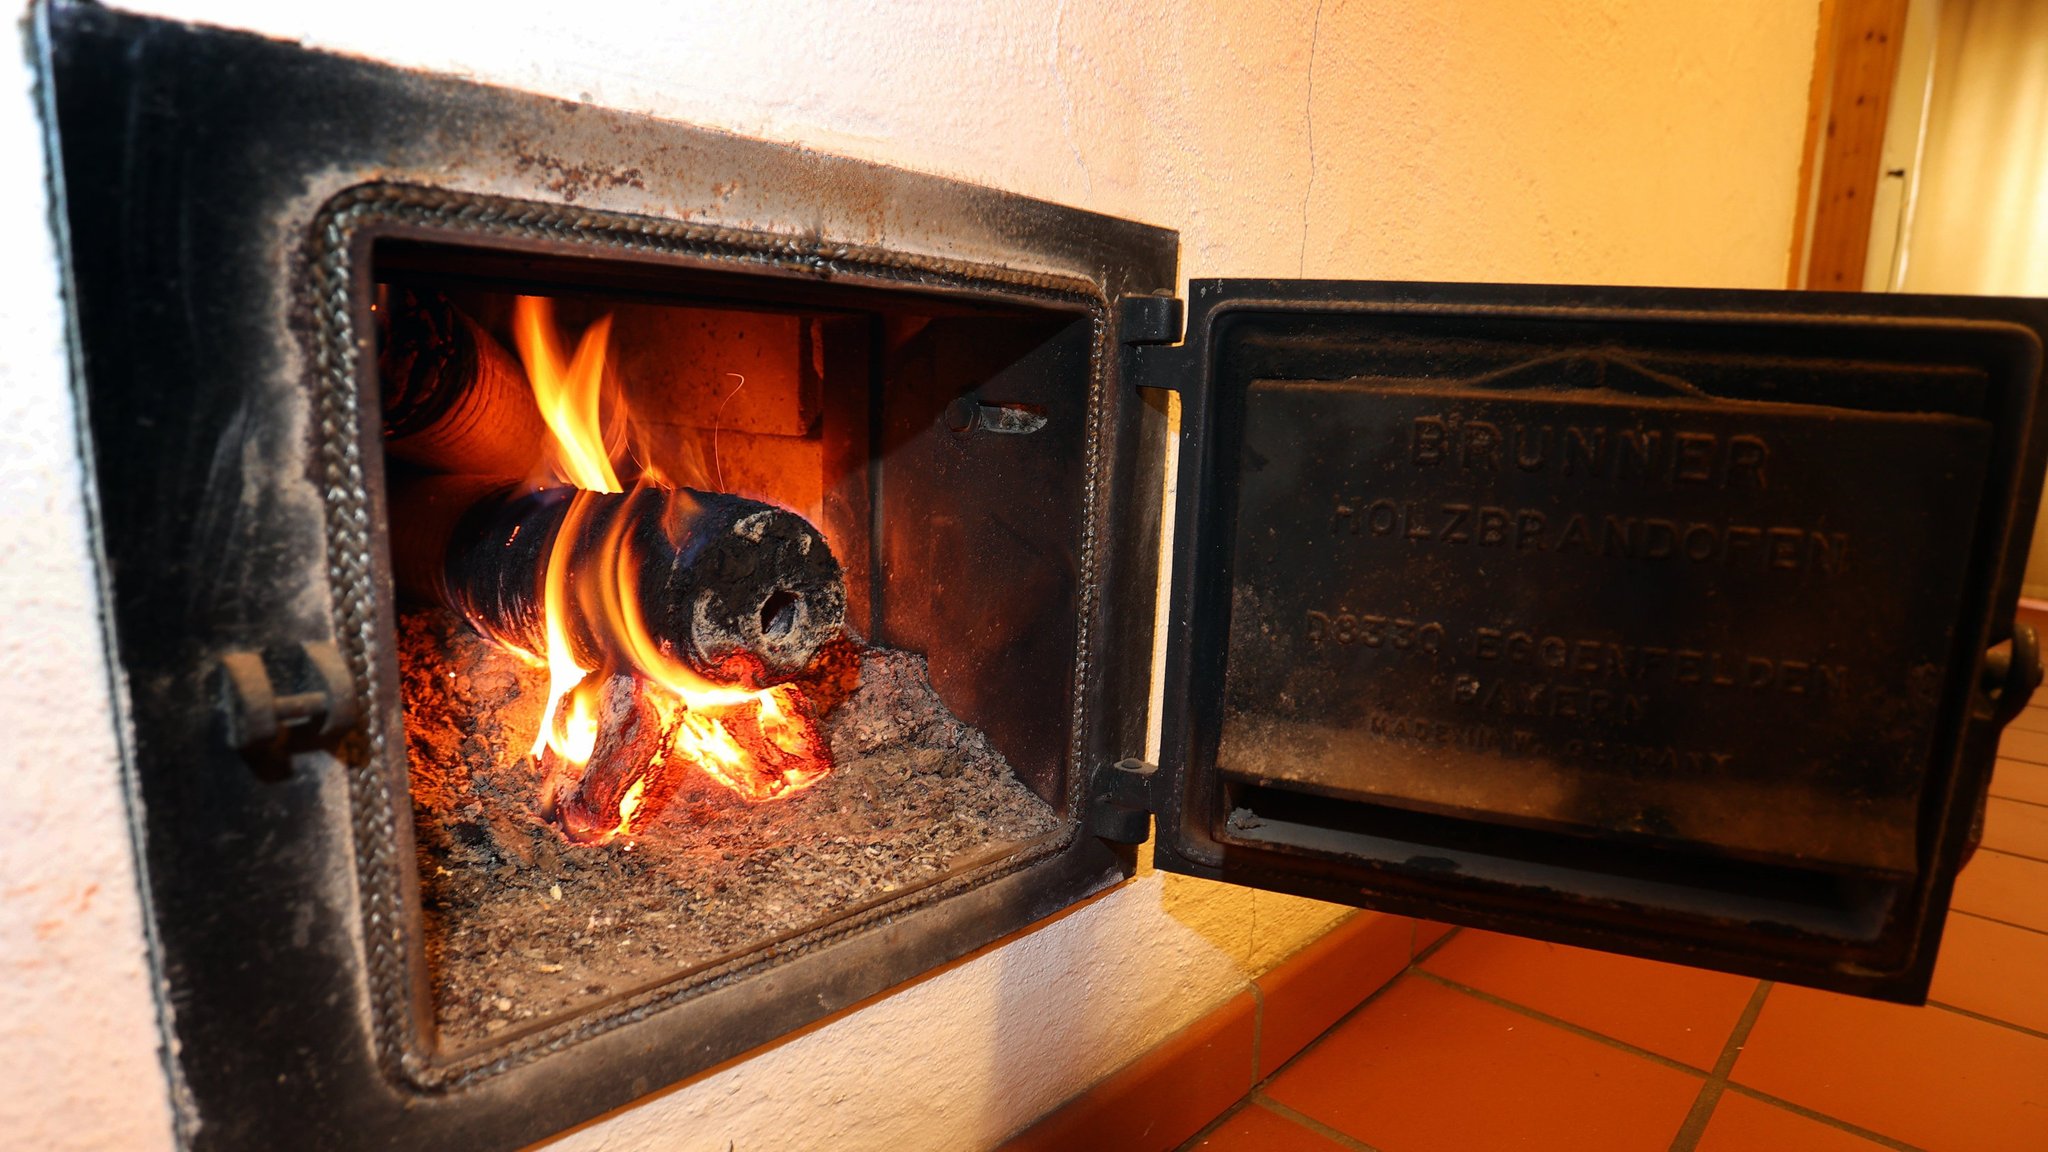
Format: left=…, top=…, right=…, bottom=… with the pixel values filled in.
left=1975, top=841, right=2048, bottom=867
left=1718, top=1084, right=1929, bottom=1152
left=1171, top=1095, right=1256, bottom=1152
left=1411, top=969, right=1712, bottom=1078
left=1251, top=1094, right=1387, bottom=1152
left=1988, top=792, right=2048, bottom=811
left=1247, top=979, right=1265, bottom=1090
left=1411, top=924, right=1459, bottom=964
left=1926, top=998, right=2048, bottom=1042
left=1950, top=907, right=2048, bottom=939
left=1235, top=926, right=1468, bottom=1139
left=1183, top=930, right=1437, bottom=1152
left=1665, top=1079, right=1727, bottom=1147
left=1166, top=917, right=2038, bottom=1152
left=1977, top=846, right=2048, bottom=864
left=1256, top=954, right=1426, bottom=1088
left=1666, top=980, right=1772, bottom=1152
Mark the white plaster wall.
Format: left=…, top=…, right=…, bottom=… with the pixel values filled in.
left=0, top=2, right=1819, bottom=1149
left=0, top=18, right=177, bottom=1152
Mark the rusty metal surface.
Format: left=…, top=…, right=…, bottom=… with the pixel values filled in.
left=1142, top=282, right=2048, bottom=1003
left=1221, top=378, right=1990, bottom=876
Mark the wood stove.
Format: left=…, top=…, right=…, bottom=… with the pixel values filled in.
left=37, top=4, right=2048, bottom=1150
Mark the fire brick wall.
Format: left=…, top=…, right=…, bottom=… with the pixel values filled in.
left=0, top=2, right=1819, bottom=1149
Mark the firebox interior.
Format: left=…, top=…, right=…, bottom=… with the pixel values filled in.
left=372, top=240, right=1092, bottom=1049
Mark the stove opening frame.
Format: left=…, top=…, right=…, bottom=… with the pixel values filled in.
left=358, top=216, right=1120, bottom=1067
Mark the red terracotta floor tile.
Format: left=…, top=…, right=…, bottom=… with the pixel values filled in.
left=1254, top=911, right=1411, bottom=1077
left=2003, top=706, right=2048, bottom=735
left=1695, top=1090, right=1892, bottom=1152
left=1983, top=797, right=2048, bottom=860
left=1997, top=725, right=2048, bottom=764
left=1732, top=983, right=2048, bottom=1152
left=1411, top=920, right=1455, bottom=957
left=1004, top=991, right=1256, bottom=1152
left=1991, top=758, right=2048, bottom=806
left=1422, top=930, right=1755, bottom=1068
left=1265, top=975, right=1700, bottom=1151
left=1929, top=913, right=2048, bottom=1034
left=1953, top=849, right=2048, bottom=932
left=1189, top=1103, right=1349, bottom=1151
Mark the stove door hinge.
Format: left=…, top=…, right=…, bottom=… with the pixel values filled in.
left=1982, top=622, right=2043, bottom=727
left=1117, top=293, right=1186, bottom=393
left=1964, top=623, right=2043, bottom=866
left=1087, top=757, right=1162, bottom=844
left=1117, top=293, right=1184, bottom=348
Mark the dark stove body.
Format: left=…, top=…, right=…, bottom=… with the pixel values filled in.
left=38, top=5, right=1172, bottom=1148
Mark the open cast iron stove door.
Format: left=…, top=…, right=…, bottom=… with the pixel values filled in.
left=1123, top=280, right=2048, bottom=1001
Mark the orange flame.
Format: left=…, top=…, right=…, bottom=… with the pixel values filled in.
left=514, top=296, right=620, bottom=494
left=758, top=686, right=811, bottom=756
left=510, top=297, right=833, bottom=841
left=650, top=684, right=830, bottom=803
left=529, top=505, right=599, bottom=762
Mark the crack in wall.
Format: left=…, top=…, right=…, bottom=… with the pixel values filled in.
left=1299, top=0, right=1326, bottom=276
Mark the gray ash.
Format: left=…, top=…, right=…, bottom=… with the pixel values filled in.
left=398, top=610, right=1061, bottom=1050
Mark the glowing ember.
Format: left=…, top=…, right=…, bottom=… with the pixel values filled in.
left=615, top=776, right=648, bottom=835
left=654, top=685, right=831, bottom=803
left=507, top=296, right=835, bottom=843
left=559, top=681, right=600, bottom=764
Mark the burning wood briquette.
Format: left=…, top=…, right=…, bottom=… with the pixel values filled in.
left=381, top=288, right=850, bottom=842
left=377, top=288, right=552, bottom=477
left=390, top=475, right=847, bottom=689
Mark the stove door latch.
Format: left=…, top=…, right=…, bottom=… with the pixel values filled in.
left=214, top=641, right=360, bottom=774
left=1087, top=757, right=1161, bottom=844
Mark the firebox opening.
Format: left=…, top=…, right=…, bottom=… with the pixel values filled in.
left=372, top=239, right=1089, bottom=1052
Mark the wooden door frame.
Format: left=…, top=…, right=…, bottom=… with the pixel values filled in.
left=1789, top=0, right=1914, bottom=289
